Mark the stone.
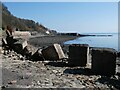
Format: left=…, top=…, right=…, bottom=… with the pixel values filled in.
left=2, top=38, right=9, bottom=51
left=31, top=48, right=45, bottom=61
left=0, top=47, right=3, bottom=54
left=13, top=39, right=28, bottom=54
left=6, top=36, right=18, bottom=51
left=2, top=38, right=7, bottom=46
left=42, top=44, right=66, bottom=60
left=91, top=48, right=117, bottom=76
left=118, top=52, right=120, bottom=57
left=68, top=44, right=89, bottom=66
left=22, top=46, right=32, bottom=59
left=8, top=80, right=17, bottom=84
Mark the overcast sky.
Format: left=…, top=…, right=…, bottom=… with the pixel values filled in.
left=4, top=2, right=118, bottom=33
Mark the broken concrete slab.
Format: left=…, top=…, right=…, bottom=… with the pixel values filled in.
left=6, top=36, right=15, bottom=46
left=42, top=44, right=66, bottom=60
left=91, top=48, right=117, bottom=76
left=22, top=46, right=32, bottom=59
left=68, top=44, right=89, bottom=67
left=13, top=39, right=28, bottom=54
left=31, top=48, right=45, bottom=61
left=2, top=38, right=7, bottom=47
left=2, top=38, right=11, bottom=52
left=0, top=47, right=3, bottom=54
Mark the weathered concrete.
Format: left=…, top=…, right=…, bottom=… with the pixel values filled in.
left=91, top=48, right=117, bottom=76
left=22, top=46, right=32, bottom=59
left=13, top=40, right=28, bottom=54
left=2, top=38, right=7, bottom=47
left=0, top=47, right=2, bottom=54
left=118, top=52, right=120, bottom=57
left=6, top=30, right=12, bottom=37
left=42, top=44, right=66, bottom=60
left=31, top=48, right=45, bottom=61
left=68, top=44, right=89, bottom=67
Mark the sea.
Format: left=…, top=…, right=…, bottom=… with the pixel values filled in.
left=64, top=33, right=120, bottom=52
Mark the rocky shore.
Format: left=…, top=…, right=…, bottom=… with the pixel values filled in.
left=28, top=35, right=79, bottom=47
left=1, top=35, right=120, bottom=89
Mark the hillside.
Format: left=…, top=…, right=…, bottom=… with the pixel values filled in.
left=2, top=3, right=57, bottom=35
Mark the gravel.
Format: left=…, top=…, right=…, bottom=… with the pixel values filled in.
left=1, top=50, right=120, bottom=89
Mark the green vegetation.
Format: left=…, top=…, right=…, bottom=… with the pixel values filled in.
left=2, top=3, right=56, bottom=35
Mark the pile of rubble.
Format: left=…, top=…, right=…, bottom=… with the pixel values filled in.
left=1, top=28, right=120, bottom=89
left=1, top=28, right=120, bottom=76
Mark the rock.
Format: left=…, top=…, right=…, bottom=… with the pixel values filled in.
left=117, top=52, right=120, bottom=57
left=42, top=44, right=66, bottom=60
left=91, top=48, right=117, bottom=76
left=2, top=38, right=7, bottom=47
left=22, top=46, right=32, bottom=59
left=1, top=85, right=6, bottom=89
left=31, top=48, right=45, bottom=61
left=68, top=44, right=89, bottom=66
left=2, top=38, right=9, bottom=51
left=0, top=47, right=3, bottom=54
left=5, top=36, right=18, bottom=51
left=8, top=80, right=17, bottom=84
left=52, top=70, right=58, bottom=74
left=13, top=39, right=28, bottom=54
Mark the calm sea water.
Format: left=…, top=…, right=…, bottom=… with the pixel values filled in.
left=64, top=33, right=120, bottom=52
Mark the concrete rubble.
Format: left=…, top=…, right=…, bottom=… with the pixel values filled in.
left=31, top=48, right=45, bottom=61
left=68, top=44, right=89, bottom=67
left=1, top=28, right=120, bottom=89
left=42, top=44, right=66, bottom=60
left=13, top=39, right=28, bottom=54
left=91, top=48, right=117, bottom=76
left=1, top=50, right=120, bottom=89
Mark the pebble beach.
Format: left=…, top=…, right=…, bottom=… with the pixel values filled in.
left=1, top=35, right=120, bottom=89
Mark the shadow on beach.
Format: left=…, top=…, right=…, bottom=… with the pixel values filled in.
left=45, top=61, right=69, bottom=67
left=63, top=68, right=93, bottom=75
left=97, top=76, right=120, bottom=89
left=63, top=67, right=120, bottom=89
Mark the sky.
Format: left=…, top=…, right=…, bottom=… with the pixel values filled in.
left=3, top=2, right=118, bottom=33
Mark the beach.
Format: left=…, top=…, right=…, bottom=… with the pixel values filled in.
left=28, top=35, right=79, bottom=47
left=1, top=35, right=120, bottom=89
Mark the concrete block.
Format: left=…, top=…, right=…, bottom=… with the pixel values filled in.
left=68, top=44, right=89, bottom=66
left=31, top=48, right=45, bottom=61
left=22, top=46, right=32, bottom=59
left=91, top=48, right=117, bottom=76
left=42, top=44, right=65, bottom=60
left=13, top=40, right=28, bottom=54
left=1, top=38, right=10, bottom=51
left=6, top=36, right=14, bottom=45
left=0, top=47, right=2, bottom=54
left=2, top=38, right=7, bottom=46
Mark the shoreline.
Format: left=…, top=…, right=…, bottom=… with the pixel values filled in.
left=28, top=35, right=79, bottom=48
left=1, top=35, right=120, bottom=89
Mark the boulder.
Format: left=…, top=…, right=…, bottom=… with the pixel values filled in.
left=2, top=38, right=9, bottom=52
left=118, top=52, right=120, bottom=57
left=0, top=47, right=3, bottom=54
left=42, top=44, right=65, bottom=60
left=91, top=48, right=117, bottom=76
left=13, top=39, right=28, bottom=54
left=2, top=38, right=7, bottom=47
left=68, top=44, right=89, bottom=67
left=22, top=46, right=32, bottom=59
left=31, top=48, right=45, bottom=61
